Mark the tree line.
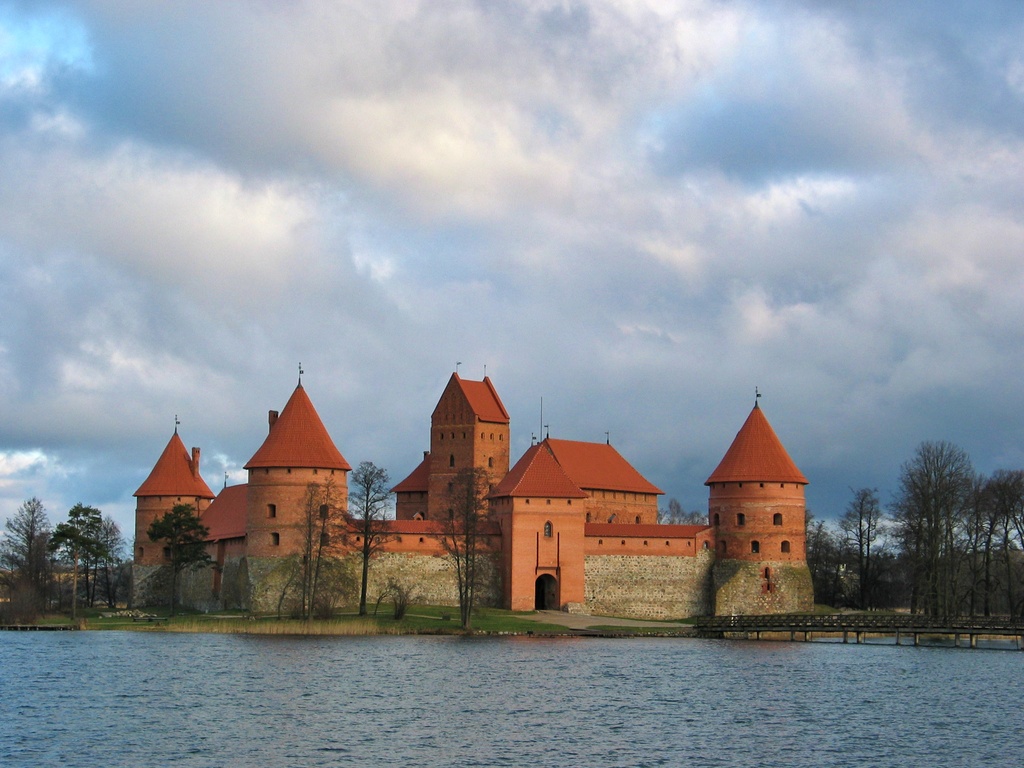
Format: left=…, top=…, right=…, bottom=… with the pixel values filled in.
left=807, top=441, right=1024, bottom=618
left=0, top=498, right=129, bottom=622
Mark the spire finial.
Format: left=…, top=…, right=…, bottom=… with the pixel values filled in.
left=456, top=361, right=462, bottom=374
left=544, top=423, right=550, bottom=440
left=224, top=471, right=228, bottom=490
left=605, top=431, right=610, bottom=445
left=174, top=414, right=180, bottom=434
left=755, top=386, right=761, bottom=407
left=298, top=362, right=304, bottom=385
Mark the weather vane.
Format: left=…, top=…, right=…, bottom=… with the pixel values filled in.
left=298, top=362, right=304, bottom=384
left=605, top=431, right=610, bottom=445
left=456, top=361, right=462, bottom=374
left=174, top=414, right=180, bottom=434
left=755, top=386, right=762, bottom=405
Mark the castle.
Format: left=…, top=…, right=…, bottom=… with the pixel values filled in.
left=132, top=373, right=813, bottom=618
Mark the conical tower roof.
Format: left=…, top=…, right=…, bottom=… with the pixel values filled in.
left=134, top=431, right=215, bottom=498
left=244, top=384, right=351, bottom=471
left=705, top=403, right=808, bottom=485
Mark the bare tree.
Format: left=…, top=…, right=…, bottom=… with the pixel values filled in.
left=348, top=461, right=393, bottom=616
left=435, top=467, right=492, bottom=629
left=805, top=513, right=845, bottom=608
left=839, top=488, right=885, bottom=609
left=892, top=442, right=975, bottom=618
left=658, top=498, right=707, bottom=525
left=0, top=498, right=53, bottom=621
left=298, top=479, right=345, bottom=619
left=982, top=470, right=1024, bottom=617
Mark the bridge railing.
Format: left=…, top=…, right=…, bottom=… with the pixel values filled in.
left=694, top=614, right=1024, bottom=633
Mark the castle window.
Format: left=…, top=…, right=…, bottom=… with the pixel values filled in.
left=488, top=457, right=493, bottom=468
left=163, top=547, right=171, bottom=558
left=313, top=468, right=318, bottom=475
left=773, top=513, right=783, bottom=526
left=268, top=504, right=277, bottom=519
left=463, top=432, right=466, bottom=439
left=440, top=432, right=444, bottom=440
left=319, top=504, right=328, bottom=520
left=585, top=512, right=591, bottom=522
left=713, top=513, right=720, bottom=526
left=567, top=500, right=571, bottom=506
left=413, top=513, right=424, bottom=521
left=764, top=567, right=771, bottom=579
left=665, top=541, right=670, bottom=546
left=419, top=537, right=424, bottom=543
left=544, top=522, right=552, bottom=538
left=643, top=540, right=648, bottom=546
left=138, top=546, right=144, bottom=557
left=449, top=454, right=455, bottom=468
left=270, top=533, right=280, bottom=546
left=546, top=499, right=551, bottom=505
left=499, top=434, right=503, bottom=441
left=737, top=513, right=745, bottom=526
left=525, top=498, right=530, bottom=504
left=751, top=540, right=760, bottom=554
left=635, top=516, right=641, bottom=524
left=621, top=540, right=626, bottom=545
left=490, top=433, right=494, bottom=440
left=598, top=539, right=603, bottom=545
left=703, top=541, right=709, bottom=550
left=481, top=432, right=485, bottom=439
left=287, top=468, right=291, bottom=474
left=781, top=540, right=791, bottom=553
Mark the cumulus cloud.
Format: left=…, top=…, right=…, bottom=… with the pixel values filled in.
left=0, top=0, right=1022, bottom=537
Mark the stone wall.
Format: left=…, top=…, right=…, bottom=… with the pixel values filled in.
left=712, top=559, right=813, bottom=615
left=131, top=563, right=171, bottom=608
left=583, top=550, right=714, bottom=619
left=361, top=551, right=502, bottom=610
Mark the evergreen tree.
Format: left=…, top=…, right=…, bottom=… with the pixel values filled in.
left=147, top=504, right=210, bottom=615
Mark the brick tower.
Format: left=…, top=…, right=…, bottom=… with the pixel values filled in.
left=402, top=372, right=509, bottom=520
left=133, top=429, right=215, bottom=566
left=243, top=381, right=350, bottom=611
left=706, top=400, right=813, bottom=615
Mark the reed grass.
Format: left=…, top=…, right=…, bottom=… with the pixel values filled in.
left=161, top=617, right=398, bottom=636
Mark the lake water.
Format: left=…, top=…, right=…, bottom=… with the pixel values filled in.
left=0, top=632, right=1021, bottom=767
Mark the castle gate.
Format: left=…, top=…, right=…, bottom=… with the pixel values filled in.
left=535, top=574, right=558, bottom=610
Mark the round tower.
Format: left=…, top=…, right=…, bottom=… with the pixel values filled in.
left=706, top=400, right=813, bottom=615
left=243, top=383, right=351, bottom=564
left=133, top=430, right=215, bottom=566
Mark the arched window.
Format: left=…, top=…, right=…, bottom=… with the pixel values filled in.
left=635, top=516, right=641, bottom=524
left=737, top=513, right=746, bottom=526
left=773, top=513, right=783, bottom=526
left=586, top=513, right=591, bottom=523
left=488, top=457, right=493, bottom=468
left=449, top=454, right=455, bottom=468
left=713, top=513, right=720, bottom=526
left=543, top=521, right=552, bottom=538
left=413, top=513, right=424, bottom=521
left=781, top=540, right=791, bottom=553
left=751, top=540, right=760, bottom=554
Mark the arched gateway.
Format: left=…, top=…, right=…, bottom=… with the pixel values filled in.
left=535, top=574, right=558, bottom=610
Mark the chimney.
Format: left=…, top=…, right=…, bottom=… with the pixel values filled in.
left=268, top=410, right=279, bottom=432
left=423, top=450, right=430, bottom=460
left=190, top=447, right=201, bottom=478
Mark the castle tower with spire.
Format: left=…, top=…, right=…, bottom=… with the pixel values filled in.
left=705, top=400, right=813, bottom=614
left=243, top=381, right=351, bottom=561
left=133, top=430, right=215, bottom=566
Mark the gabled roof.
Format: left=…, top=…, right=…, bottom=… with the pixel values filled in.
left=392, top=454, right=430, bottom=493
left=544, top=438, right=664, bottom=495
left=434, top=373, right=510, bottom=424
left=202, top=484, right=248, bottom=541
left=489, top=443, right=588, bottom=499
left=705, top=403, right=808, bottom=485
left=134, top=432, right=215, bottom=499
left=244, top=384, right=351, bottom=471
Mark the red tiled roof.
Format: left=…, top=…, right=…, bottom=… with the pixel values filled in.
left=705, top=403, right=808, bottom=485
left=453, top=374, right=510, bottom=424
left=392, top=454, right=430, bottom=493
left=244, top=384, right=351, bottom=471
left=202, top=484, right=248, bottom=541
left=134, top=432, right=215, bottom=499
left=544, top=438, right=664, bottom=495
left=585, top=523, right=709, bottom=538
left=489, top=443, right=588, bottom=499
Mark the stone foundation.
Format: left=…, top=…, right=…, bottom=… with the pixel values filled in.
left=583, top=550, right=714, bottom=619
left=713, top=559, right=813, bottom=615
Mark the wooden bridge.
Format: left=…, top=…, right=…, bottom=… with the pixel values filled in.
left=694, top=613, right=1024, bottom=650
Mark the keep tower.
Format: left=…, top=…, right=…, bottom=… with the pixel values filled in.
left=243, top=382, right=351, bottom=560
left=425, top=373, right=510, bottom=520
left=706, top=400, right=813, bottom=615
left=133, top=430, right=215, bottom=566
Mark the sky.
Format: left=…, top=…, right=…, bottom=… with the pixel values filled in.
left=1, top=1, right=1022, bottom=543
